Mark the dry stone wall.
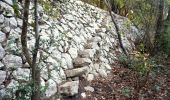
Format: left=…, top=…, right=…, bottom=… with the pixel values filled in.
left=0, top=0, right=139, bottom=99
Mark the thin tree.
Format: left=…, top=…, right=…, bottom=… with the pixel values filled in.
left=21, top=0, right=40, bottom=99
left=31, top=0, right=41, bottom=99
left=104, top=0, right=128, bottom=56
left=153, top=0, right=164, bottom=53
left=21, top=0, right=32, bottom=66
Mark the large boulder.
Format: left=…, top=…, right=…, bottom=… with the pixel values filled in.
left=4, top=0, right=13, bottom=5
left=45, top=79, right=57, bottom=98
left=59, top=81, right=79, bottom=96
left=79, top=49, right=96, bottom=58
left=62, top=53, right=73, bottom=69
left=12, top=68, right=30, bottom=81
left=2, top=55, right=22, bottom=70
left=73, top=58, right=92, bottom=67
left=65, top=66, right=88, bottom=77
left=68, top=48, right=78, bottom=59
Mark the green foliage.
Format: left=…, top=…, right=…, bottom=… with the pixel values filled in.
left=118, top=50, right=151, bottom=77
left=82, top=0, right=107, bottom=9
left=123, top=20, right=131, bottom=28
left=121, top=87, right=133, bottom=97
left=15, top=83, right=32, bottom=100
left=159, top=21, right=170, bottom=55
left=12, top=2, right=20, bottom=17
left=39, top=0, right=59, bottom=18
left=118, top=54, right=130, bottom=67
left=1, top=79, right=48, bottom=100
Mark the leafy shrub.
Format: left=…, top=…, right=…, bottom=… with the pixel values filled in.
left=118, top=50, right=152, bottom=77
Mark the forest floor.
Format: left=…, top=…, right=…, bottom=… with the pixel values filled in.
left=62, top=61, right=170, bottom=100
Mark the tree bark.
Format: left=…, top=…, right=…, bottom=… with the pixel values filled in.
left=31, top=0, right=40, bottom=99
left=21, top=0, right=32, bottom=66
left=104, top=0, right=128, bottom=56
left=110, top=0, right=118, bottom=13
left=153, top=0, right=164, bottom=53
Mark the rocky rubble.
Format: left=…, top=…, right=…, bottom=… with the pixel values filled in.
left=0, top=0, right=140, bottom=99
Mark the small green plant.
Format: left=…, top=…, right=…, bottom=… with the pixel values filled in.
left=39, top=0, right=60, bottom=18
left=121, top=87, right=133, bottom=97
left=118, top=53, right=131, bottom=67
left=12, top=2, right=20, bottom=17
left=118, top=45, right=153, bottom=99
left=15, top=83, right=32, bottom=100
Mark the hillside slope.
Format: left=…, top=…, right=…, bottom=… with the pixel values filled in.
left=0, top=0, right=139, bottom=99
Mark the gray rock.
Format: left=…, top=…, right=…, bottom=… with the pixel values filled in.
left=45, top=79, right=57, bottom=98
left=12, top=68, right=30, bottom=81
left=61, top=58, right=68, bottom=69
left=62, top=53, right=73, bottom=69
left=59, top=68, right=66, bottom=80
left=56, top=24, right=64, bottom=33
left=65, top=66, right=88, bottom=77
left=0, top=62, right=4, bottom=69
left=81, top=92, right=86, bottom=99
left=37, top=5, right=43, bottom=14
left=68, top=22, right=76, bottom=30
left=16, top=18, right=23, bottom=27
left=91, top=36, right=102, bottom=42
left=73, top=58, right=92, bottom=67
left=0, top=15, right=4, bottom=23
left=68, top=48, right=78, bottom=59
left=63, top=14, right=75, bottom=21
left=79, top=49, right=96, bottom=58
left=87, top=74, right=94, bottom=81
left=61, top=24, right=69, bottom=31
left=9, top=17, right=17, bottom=28
left=0, top=71, right=6, bottom=84
left=66, top=32, right=73, bottom=38
left=51, top=29, right=60, bottom=38
left=50, top=49, right=61, bottom=60
left=73, top=35, right=82, bottom=44
left=4, top=0, right=13, bottom=5
left=0, top=88, right=7, bottom=99
left=84, top=86, right=94, bottom=92
left=101, top=63, right=112, bottom=70
left=40, top=67, right=48, bottom=80
left=59, top=81, right=79, bottom=96
left=7, top=80, right=19, bottom=91
left=1, top=26, right=11, bottom=33
left=98, top=69, right=107, bottom=77
left=0, top=44, right=5, bottom=60
left=0, top=1, right=14, bottom=16
left=0, top=31, right=6, bottom=43
left=2, top=55, right=22, bottom=69
left=50, top=70, right=63, bottom=84
left=99, top=56, right=109, bottom=63
left=84, top=42, right=99, bottom=50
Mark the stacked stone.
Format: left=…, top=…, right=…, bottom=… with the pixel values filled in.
left=0, top=0, right=139, bottom=99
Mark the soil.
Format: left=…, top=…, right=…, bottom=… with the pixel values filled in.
left=61, top=63, right=170, bottom=100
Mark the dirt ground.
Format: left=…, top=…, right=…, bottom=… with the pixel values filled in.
left=62, top=63, right=170, bottom=100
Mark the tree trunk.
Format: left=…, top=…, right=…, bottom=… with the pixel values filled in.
left=104, top=0, right=128, bottom=56
left=31, top=0, right=40, bottom=99
left=21, top=0, right=32, bottom=66
left=110, top=0, right=118, bottom=13
left=153, top=0, right=164, bottom=53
